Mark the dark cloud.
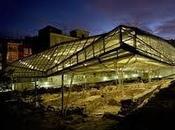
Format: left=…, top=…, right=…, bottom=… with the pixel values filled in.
left=85, top=0, right=175, bottom=38
left=87, top=0, right=175, bottom=19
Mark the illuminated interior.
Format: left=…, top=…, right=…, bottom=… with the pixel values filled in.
left=6, top=25, right=175, bottom=85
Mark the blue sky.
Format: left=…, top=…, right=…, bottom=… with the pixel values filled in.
left=1, top=0, right=175, bottom=39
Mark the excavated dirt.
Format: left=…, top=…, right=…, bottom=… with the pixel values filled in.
left=40, top=80, right=171, bottom=116
left=0, top=79, right=173, bottom=130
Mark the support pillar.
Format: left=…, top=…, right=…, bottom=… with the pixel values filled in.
left=114, top=56, right=119, bottom=87
left=115, top=70, right=118, bottom=86
left=133, top=31, right=137, bottom=48
left=61, top=74, right=64, bottom=117
left=83, top=74, right=87, bottom=98
left=64, top=73, right=74, bottom=116
left=34, top=78, right=39, bottom=107
left=11, top=77, right=15, bottom=90
left=148, top=72, right=152, bottom=82
left=118, top=69, right=124, bottom=86
left=119, top=26, right=123, bottom=45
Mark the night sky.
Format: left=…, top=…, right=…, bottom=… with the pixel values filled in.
left=1, top=0, right=175, bottom=39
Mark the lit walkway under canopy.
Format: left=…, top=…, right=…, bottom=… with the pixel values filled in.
left=6, top=25, right=175, bottom=81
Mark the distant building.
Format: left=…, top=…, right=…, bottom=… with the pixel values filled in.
left=38, top=25, right=77, bottom=49
left=70, top=29, right=89, bottom=38
left=0, top=39, right=32, bottom=70
left=24, top=36, right=38, bottom=54
left=25, top=25, right=90, bottom=54
left=18, top=44, right=32, bottom=59
left=6, top=42, right=20, bottom=62
left=0, top=25, right=89, bottom=71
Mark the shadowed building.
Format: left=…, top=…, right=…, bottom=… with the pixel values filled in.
left=25, top=25, right=89, bottom=54
left=70, top=29, right=89, bottom=38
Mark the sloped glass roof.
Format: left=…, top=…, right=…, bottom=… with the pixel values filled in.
left=6, top=25, right=175, bottom=79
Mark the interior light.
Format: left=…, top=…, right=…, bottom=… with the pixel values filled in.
left=132, top=74, right=139, bottom=77
left=54, top=60, right=58, bottom=64
left=103, top=76, right=108, bottom=81
left=124, top=75, right=128, bottom=78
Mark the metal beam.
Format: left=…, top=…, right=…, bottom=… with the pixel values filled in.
left=61, top=74, right=64, bottom=117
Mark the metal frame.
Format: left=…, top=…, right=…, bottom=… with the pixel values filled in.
left=5, top=25, right=175, bottom=80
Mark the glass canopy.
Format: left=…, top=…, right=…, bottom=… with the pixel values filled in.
left=6, top=25, right=175, bottom=81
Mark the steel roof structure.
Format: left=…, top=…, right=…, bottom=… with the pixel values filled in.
left=6, top=25, right=175, bottom=81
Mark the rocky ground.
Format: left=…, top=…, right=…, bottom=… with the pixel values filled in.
left=0, top=99, right=118, bottom=130
left=40, top=80, right=169, bottom=116
left=115, top=80, right=175, bottom=130
left=0, top=79, right=174, bottom=130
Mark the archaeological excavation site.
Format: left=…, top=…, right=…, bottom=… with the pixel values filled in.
left=1, top=25, right=175, bottom=130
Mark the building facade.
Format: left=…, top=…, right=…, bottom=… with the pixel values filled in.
left=0, top=39, right=32, bottom=70
left=70, top=29, right=89, bottom=38
left=38, top=25, right=77, bottom=49
left=25, top=25, right=89, bottom=54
